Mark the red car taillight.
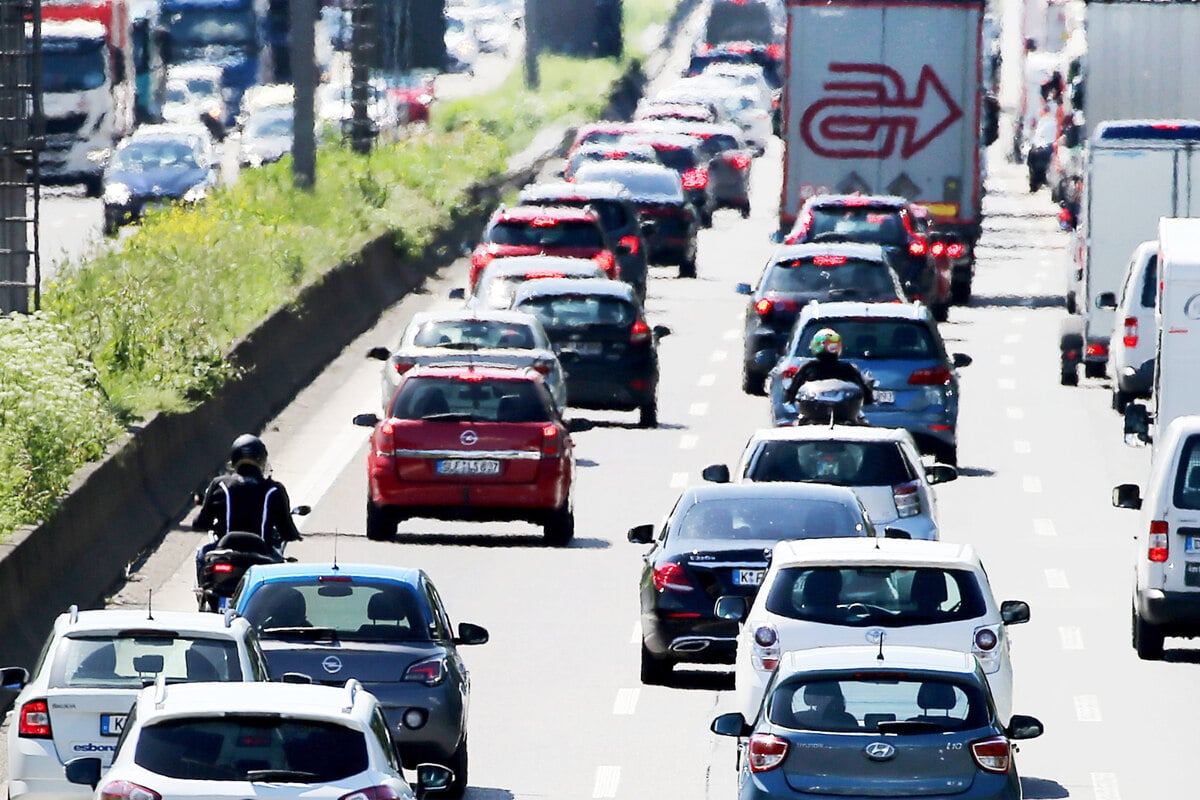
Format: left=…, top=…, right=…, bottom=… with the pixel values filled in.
left=618, top=234, right=640, bottom=255
left=908, top=237, right=928, bottom=257
left=376, top=420, right=397, bottom=458
left=946, top=242, right=966, bottom=258
left=392, top=359, right=415, bottom=375
left=908, top=366, right=951, bottom=385
left=681, top=167, right=709, bottom=190
left=766, top=42, right=783, bottom=60
left=18, top=699, right=51, bottom=738
left=727, top=152, right=751, bottom=171
left=1149, top=520, right=1169, bottom=562
left=1085, top=342, right=1108, bottom=358
left=755, top=298, right=773, bottom=317
left=970, top=736, right=1011, bottom=774
left=892, top=481, right=921, bottom=518
left=470, top=250, right=495, bottom=288
left=751, top=624, right=780, bottom=670
left=541, top=424, right=561, bottom=458
left=99, top=782, right=161, bottom=800
left=339, top=786, right=404, bottom=800
left=404, top=656, right=447, bottom=686
left=755, top=297, right=796, bottom=318
left=531, top=357, right=555, bottom=375
left=630, top=319, right=652, bottom=344
left=747, top=733, right=789, bottom=772
left=593, top=249, right=618, bottom=278
left=929, top=241, right=946, bottom=257
left=652, top=562, right=695, bottom=592
left=1123, top=317, right=1138, bottom=348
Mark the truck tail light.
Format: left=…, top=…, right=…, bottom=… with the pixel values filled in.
left=1123, top=317, right=1138, bottom=348
left=970, top=736, right=1011, bottom=774
left=747, top=733, right=789, bottom=772
left=1149, top=520, right=1169, bottom=562
left=18, top=699, right=51, bottom=738
left=652, top=562, right=695, bottom=592
left=908, top=366, right=951, bottom=385
left=630, top=319, right=652, bottom=344
left=892, top=481, right=921, bottom=518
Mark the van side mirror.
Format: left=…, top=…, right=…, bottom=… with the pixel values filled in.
left=367, top=346, right=390, bottom=361
left=925, top=464, right=958, bottom=485
left=627, top=523, right=655, bottom=544
left=1000, top=600, right=1030, bottom=625
left=1096, top=292, right=1118, bottom=310
left=64, top=758, right=103, bottom=790
left=714, top=595, right=748, bottom=621
left=701, top=464, right=730, bottom=483
left=1112, top=483, right=1142, bottom=510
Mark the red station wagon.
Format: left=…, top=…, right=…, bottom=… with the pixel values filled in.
left=469, top=205, right=618, bottom=290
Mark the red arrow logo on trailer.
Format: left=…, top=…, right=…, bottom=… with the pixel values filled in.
left=800, top=63, right=964, bottom=159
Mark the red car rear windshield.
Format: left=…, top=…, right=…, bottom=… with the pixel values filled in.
left=390, top=377, right=552, bottom=423
left=489, top=220, right=604, bottom=249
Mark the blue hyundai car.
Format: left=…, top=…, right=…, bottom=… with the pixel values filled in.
left=763, top=302, right=971, bottom=465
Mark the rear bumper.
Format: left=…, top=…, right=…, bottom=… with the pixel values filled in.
left=642, top=613, right=739, bottom=664
left=7, top=733, right=92, bottom=800
left=367, top=682, right=465, bottom=766
left=1136, top=589, right=1200, bottom=632
left=369, top=467, right=569, bottom=517
left=737, top=769, right=1021, bottom=800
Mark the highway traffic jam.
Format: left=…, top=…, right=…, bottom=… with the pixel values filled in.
left=9, top=0, right=1200, bottom=798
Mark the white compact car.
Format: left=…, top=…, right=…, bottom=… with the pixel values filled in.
left=1100, top=239, right=1157, bottom=412
left=62, top=680, right=452, bottom=800
left=702, top=425, right=957, bottom=541
left=719, top=538, right=1030, bottom=725
left=4, top=608, right=265, bottom=800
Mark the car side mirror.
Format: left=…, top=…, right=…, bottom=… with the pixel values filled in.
left=448, top=287, right=466, bottom=300
left=366, top=346, right=390, bottom=361
left=566, top=418, right=594, bottom=433
left=352, top=413, right=380, bottom=428
left=1006, top=714, right=1044, bottom=741
left=291, top=505, right=311, bottom=516
left=701, top=464, right=730, bottom=483
left=627, top=523, right=655, bottom=544
left=1096, top=292, right=1118, bottom=310
left=653, top=325, right=672, bottom=339
left=735, top=282, right=753, bottom=295
left=64, top=757, right=103, bottom=790
left=951, top=353, right=972, bottom=368
left=1000, top=600, right=1030, bottom=625
left=0, top=666, right=28, bottom=690
left=1123, top=403, right=1151, bottom=443
left=925, top=464, right=958, bottom=485
left=714, top=595, right=748, bottom=621
left=883, top=527, right=911, bottom=539
left=1112, top=483, right=1142, bottom=510
left=711, top=711, right=751, bottom=737
left=415, top=762, right=454, bottom=796
left=454, top=622, right=489, bottom=645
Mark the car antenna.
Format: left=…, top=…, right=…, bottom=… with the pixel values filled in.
left=876, top=631, right=886, bottom=661
left=332, top=529, right=339, bottom=571
left=146, top=589, right=153, bottom=621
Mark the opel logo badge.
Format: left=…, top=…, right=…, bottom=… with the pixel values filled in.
left=322, top=656, right=342, bottom=674
left=460, top=430, right=478, bottom=446
left=865, top=628, right=885, bottom=644
left=864, top=742, right=895, bottom=761
left=1184, top=293, right=1200, bottom=320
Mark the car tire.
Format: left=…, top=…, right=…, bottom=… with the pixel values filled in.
left=934, top=443, right=958, bottom=467
left=931, top=302, right=950, bottom=323
left=444, top=737, right=468, bottom=799
left=679, top=255, right=697, bottom=279
left=740, top=203, right=751, bottom=220
left=365, top=500, right=397, bottom=541
left=742, top=368, right=765, bottom=396
left=102, top=213, right=120, bottom=237
left=1113, top=390, right=1132, bottom=413
left=1133, top=607, right=1164, bottom=661
left=950, top=278, right=971, bottom=305
left=640, top=642, right=674, bottom=685
left=1084, top=361, right=1107, bottom=379
left=84, top=175, right=103, bottom=198
left=638, top=401, right=658, bottom=428
left=543, top=503, right=575, bottom=547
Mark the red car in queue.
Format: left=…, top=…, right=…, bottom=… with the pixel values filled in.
left=469, top=205, right=620, bottom=290
left=353, top=365, right=582, bottom=546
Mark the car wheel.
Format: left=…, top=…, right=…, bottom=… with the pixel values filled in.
left=543, top=503, right=575, bottom=547
left=640, top=642, right=674, bottom=685
left=679, top=254, right=697, bottom=279
left=1084, top=361, right=1107, bottom=379
left=742, top=368, right=765, bottom=396
left=365, top=500, right=397, bottom=541
left=1113, top=390, right=1131, bottom=413
left=1133, top=607, right=1164, bottom=661
left=444, top=737, right=468, bottom=799
left=931, top=302, right=950, bottom=323
left=934, top=443, right=958, bottom=467
left=1065, top=291, right=1077, bottom=314
left=102, top=213, right=120, bottom=237
left=740, top=203, right=751, bottom=219
left=638, top=401, right=658, bottom=428
left=949, top=279, right=971, bottom=305
left=84, top=175, right=103, bottom=198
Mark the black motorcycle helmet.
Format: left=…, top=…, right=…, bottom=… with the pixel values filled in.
left=229, top=434, right=268, bottom=471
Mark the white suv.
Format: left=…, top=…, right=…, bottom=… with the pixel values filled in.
left=701, top=425, right=957, bottom=540
left=4, top=608, right=266, bottom=800
left=718, top=538, right=1030, bottom=725
left=1098, top=239, right=1157, bottom=413
left=62, top=680, right=452, bottom=800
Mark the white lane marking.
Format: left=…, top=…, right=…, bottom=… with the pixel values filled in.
left=723, top=328, right=739, bottom=341
left=1013, top=440, right=1031, bottom=454
left=711, top=350, right=728, bottom=362
left=698, top=373, right=716, bottom=387
left=997, top=378, right=1016, bottom=391
left=1092, top=772, right=1121, bottom=800
left=1003, top=334, right=1021, bottom=344
left=630, top=621, right=641, bottom=645
left=999, top=354, right=1015, bottom=366
left=670, top=472, right=688, bottom=488
left=1012, top=316, right=1027, bottom=325
left=1006, top=407, right=1025, bottom=420
left=1059, top=626, right=1085, bottom=650
left=689, top=402, right=709, bottom=417
left=294, top=430, right=372, bottom=532
left=593, top=766, right=621, bottom=798
left=679, top=434, right=699, bottom=450
left=1023, top=475, right=1043, bottom=493
left=1045, top=569, right=1070, bottom=589
left=1033, top=518, right=1057, bottom=537
left=613, top=688, right=640, bottom=715
left=1075, top=695, right=1102, bottom=722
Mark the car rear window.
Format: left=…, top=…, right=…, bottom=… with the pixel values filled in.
left=765, top=257, right=898, bottom=299
left=52, top=635, right=243, bottom=688
left=529, top=198, right=631, bottom=232
left=1174, top=434, right=1200, bottom=510
left=648, top=145, right=698, bottom=173
left=1141, top=254, right=1158, bottom=309
left=411, top=320, right=536, bottom=349
left=576, top=165, right=684, bottom=201
left=697, top=133, right=740, bottom=158
left=795, top=320, right=938, bottom=360
left=767, top=676, right=989, bottom=733
left=389, top=376, right=552, bottom=423
left=675, top=498, right=867, bottom=541
left=516, top=294, right=636, bottom=329
left=764, top=566, right=988, bottom=626
left=135, top=717, right=367, bottom=781
left=242, top=579, right=433, bottom=642
left=489, top=220, right=604, bottom=249
left=747, top=440, right=915, bottom=486
left=808, top=206, right=908, bottom=246
left=478, top=271, right=602, bottom=310
left=705, top=2, right=774, bottom=45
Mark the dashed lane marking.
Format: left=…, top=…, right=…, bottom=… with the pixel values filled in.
left=613, top=688, right=640, bottom=715
left=999, top=354, right=1016, bottom=366
left=1075, top=695, right=1102, bottom=722
left=698, top=373, right=716, bottom=387
left=1045, top=568, right=1070, bottom=589
left=1013, top=440, right=1031, bottom=454
left=670, top=472, right=688, bottom=488
left=1092, top=772, right=1121, bottom=800
left=997, top=378, right=1016, bottom=390
left=711, top=350, right=728, bottom=362
left=723, top=328, right=739, bottom=341
left=594, top=766, right=621, bottom=798
left=1006, top=407, right=1025, bottom=420
left=679, top=435, right=699, bottom=450
left=1059, top=626, right=1084, bottom=650
left=1003, top=334, right=1021, bottom=344
left=1033, top=518, right=1057, bottom=537
left=689, top=402, right=709, bottom=417
left=1023, top=475, right=1043, bottom=493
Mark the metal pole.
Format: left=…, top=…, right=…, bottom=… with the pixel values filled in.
left=291, top=0, right=316, bottom=188
left=0, top=0, right=33, bottom=313
left=523, top=0, right=539, bottom=89
left=350, top=0, right=374, bottom=154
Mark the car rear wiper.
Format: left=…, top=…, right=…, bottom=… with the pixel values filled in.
left=876, top=720, right=946, bottom=735
left=262, top=626, right=338, bottom=641
left=420, top=412, right=476, bottom=422
left=435, top=342, right=481, bottom=350
left=827, top=288, right=863, bottom=298
left=246, top=770, right=320, bottom=783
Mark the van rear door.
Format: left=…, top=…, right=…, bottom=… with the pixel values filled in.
left=1163, top=434, right=1200, bottom=594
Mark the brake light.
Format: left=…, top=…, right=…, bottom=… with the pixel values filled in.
left=781, top=364, right=799, bottom=381
left=908, top=366, right=951, bottom=385
left=541, top=424, right=561, bottom=457
left=530, top=216, right=558, bottom=228
left=1123, top=317, right=1139, bottom=348
left=377, top=420, right=397, bottom=458
left=930, top=241, right=946, bottom=257
left=392, top=359, right=415, bottom=375
left=212, top=563, right=234, bottom=573
left=471, top=250, right=495, bottom=269
left=531, top=357, right=555, bottom=375
left=524, top=271, right=565, bottom=280
left=403, top=656, right=447, bottom=686
left=681, top=167, right=709, bottom=190
left=1085, top=342, right=1108, bottom=358
left=970, top=736, right=1011, bottom=774
left=727, top=152, right=751, bottom=170
left=18, top=700, right=51, bottom=738
left=630, top=319, right=652, bottom=344
left=456, top=373, right=487, bottom=382
left=892, top=481, right=921, bottom=518
left=755, top=298, right=773, bottom=317
left=946, top=242, right=966, bottom=258
left=747, top=734, right=789, bottom=772
left=339, top=787, right=404, bottom=800
left=908, top=237, right=928, bottom=257
left=618, top=234, right=640, bottom=255
left=766, top=43, right=783, bottom=60
left=594, top=249, right=618, bottom=278
left=811, top=255, right=846, bottom=267
left=1149, top=520, right=1169, bottom=562
left=100, top=782, right=161, bottom=800
left=652, top=562, right=695, bottom=592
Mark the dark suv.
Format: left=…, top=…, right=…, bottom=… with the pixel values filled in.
left=622, top=132, right=718, bottom=227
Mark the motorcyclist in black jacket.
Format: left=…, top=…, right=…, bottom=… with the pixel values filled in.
left=783, top=328, right=875, bottom=406
left=194, top=434, right=301, bottom=582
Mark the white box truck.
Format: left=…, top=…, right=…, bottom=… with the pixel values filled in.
left=778, top=0, right=985, bottom=299
left=1060, top=121, right=1200, bottom=385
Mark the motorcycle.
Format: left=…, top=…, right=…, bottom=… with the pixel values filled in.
left=195, top=505, right=310, bottom=613
left=792, top=378, right=869, bottom=427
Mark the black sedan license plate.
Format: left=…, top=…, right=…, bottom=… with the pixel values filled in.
left=436, top=459, right=501, bottom=476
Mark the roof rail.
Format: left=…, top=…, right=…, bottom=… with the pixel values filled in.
left=342, top=678, right=363, bottom=713
left=223, top=608, right=238, bottom=628
left=68, top=605, right=79, bottom=624
left=153, top=673, right=168, bottom=709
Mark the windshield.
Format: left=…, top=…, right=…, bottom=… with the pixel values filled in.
left=767, top=676, right=989, bottom=733
left=576, top=165, right=682, bottom=200
left=795, top=320, right=938, bottom=360
left=410, top=319, right=537, bottom=349
left=488, top=220, right=604, bottom=249
left=808, top=207, right=909, bottom=246
left=389, top=376, right=552, bottom=423
left=112, top=140, right=200, bottom=172
left=705, top=2, right=775, bottom=45
left=246, top=113, right=294, bottom=138
left=40, top=42, right=107, bottom=93
left=135, top=717, right=367, bottom=781
left=168, top=8, right=256, bottom=46
left=764, top=566, right=988, bottom=626
left=517, top=294, right=635, bottom=329
left=242, top=579, right=433, bottom=642
left=51, top=635, right=242, bottom=688
left=765, top=258, right=897, bottom=299
left=675, top=498, right=865, bottom=540
left=529, top=198, right=630, bottom=232
left=1174, top=434, right=1200, bottom=510
left=747, top=440, right=915, bottom=486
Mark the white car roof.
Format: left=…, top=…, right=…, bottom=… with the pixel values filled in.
left=797, top=300, right=932, bottom=323
left=54, top=609, right=251, bottom=638
left=409, top=308, right=543, bottom=326
left=166, top=63, right=225, bottom=82
left=775, top=645, right=978, bottom=677
left=134, top=680, right=374, bottom=723
left=770, top=537, right=979, bottom=568
left=746, top=424, right=916, bottom=445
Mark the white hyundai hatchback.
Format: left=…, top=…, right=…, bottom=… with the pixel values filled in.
left=717, top=539, right=1030, bottom=725
left=4, top=608, right=266, bottom=800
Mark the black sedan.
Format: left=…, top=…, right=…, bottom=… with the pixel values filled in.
left=102, top=124, right=216, bottom=235
left=628, top=483, right=873, bottom=685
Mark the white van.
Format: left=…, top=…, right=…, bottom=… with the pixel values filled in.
left=1114, top=416, right=1200, bottom=659
left=1098, top=239, right=1157, bottom=412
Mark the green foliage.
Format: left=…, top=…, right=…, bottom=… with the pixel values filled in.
left=623, top=0, right=681, bottom=56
